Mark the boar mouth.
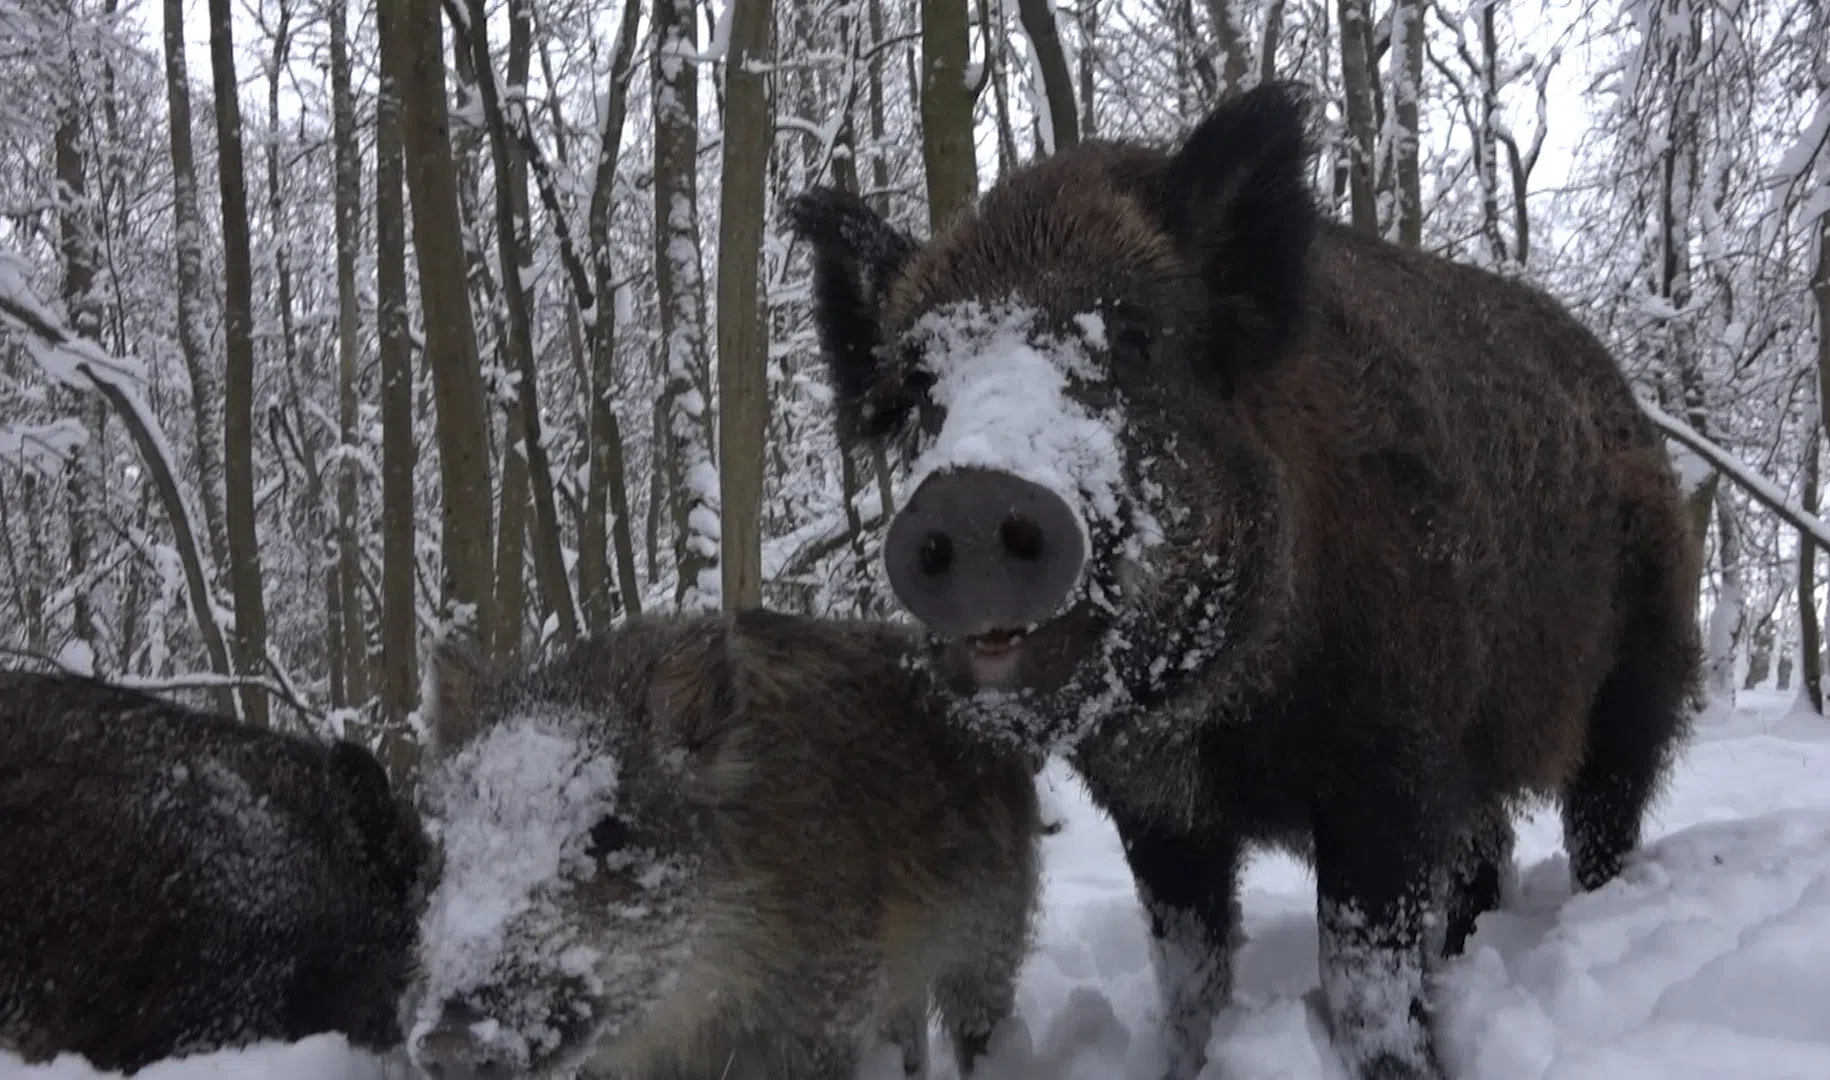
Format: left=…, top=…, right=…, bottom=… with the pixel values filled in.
left=968, top=627, right=1028, bottom=656
left=962, top=626, right=1032, bottom=688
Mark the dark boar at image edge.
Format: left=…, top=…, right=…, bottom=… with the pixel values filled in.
left=0, top=669, right=430, bottom=1075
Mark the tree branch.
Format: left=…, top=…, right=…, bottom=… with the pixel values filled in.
left=1641, top=400, right=1830, bottom=550
left=439, top=0, right=595, bottom=316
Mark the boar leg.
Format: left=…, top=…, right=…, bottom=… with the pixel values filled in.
left=935, top=950, right=1023, bottom=1076
left=883, top=1002, right=929, bottom=1076
left=1440, top=801, right=1514, bottom=960
left=938, top=851, right=1037, bottom=1078
left=1108, top=818, right=1244, bottom=1080
left=1312, top=774, right=1449, bottom=1080
left=1562, top=633, right=1693, bottom=894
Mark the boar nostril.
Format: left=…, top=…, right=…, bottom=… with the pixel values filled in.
left=918, top=532, right=955, bottom=576
left=998, top=514, right=1044, bottom=562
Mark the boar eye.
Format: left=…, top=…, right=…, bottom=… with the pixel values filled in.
left=585, top=816, right=633, bottom=859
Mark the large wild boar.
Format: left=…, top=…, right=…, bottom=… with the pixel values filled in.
left=406, top=609, right=1042, bottom=1080
left=787, top=82, right=1703, bottom=1080
left=0, top=670, right=430, bottom=1075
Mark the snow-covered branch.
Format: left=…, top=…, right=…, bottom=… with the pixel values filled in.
left=1640, top=400, right=1830, bottom=550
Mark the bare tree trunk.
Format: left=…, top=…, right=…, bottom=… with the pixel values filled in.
left=1743, top=589, right=1779, bottom=691
left=646, top=398, right=666, bottom=587
left=1815, top=206, right=1830, bottom=474
left=54, top=85, right=98, bottom=668
left=920, top=0, right=978, bottom=231
left=1203, top=0, right=1251, bottom=99
left=386, top=0, right=495, bottom=644
left=19, top=475, right=47, bottom=653
left=1078, top=0, right=1098, bottom=138
left=653, top=0, right=720, bottom=610
left=583, top=0, right=646, bottom=628
left=1472, top=0, right=1506, bottom=263
left=1801, top=429, right=1822, bottom=714
left=161, top=0, right=227, bottom=573
left=1705, top=490, right=1745, bottom=702
left=716, top=0, right=775, bottom=611
left=0, top=477, right=36, bottom=649
left=267, top=0, right=337, bottom=706
left=1635, top=6, right=1715, bottom=598
left=453, top=0, right=581, bottom=648
left=1259, top=0, right=1287, bottom=83
left=1337, top=0, right=1379, bottom=234
left=1017, top=0, right=1078, bottom=153
left=492, top=451, right=530, bottom=658
left=827, top=115, right=895, bottom=613
left=989, top=11, right=1021, bottom=174
left=866, top=0, right=900, bottom=520
left=207, top=0, right=269, bottom=725
left=1806, top=207, right=1830, bottom=714
left=328, top=0, right=369, bottom=704
left=375, top=0, right=418, bottom=730
left=1384, top=0, right=1424, bottom=248
left=274, top=378, right=346, bottom=704
left=116, top=485, right=151, bottom=672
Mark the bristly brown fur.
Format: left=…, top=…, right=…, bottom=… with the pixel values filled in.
left=418, top=610, right=1043, bottom=1080
left=790, top=80, right=1703, bottom=1080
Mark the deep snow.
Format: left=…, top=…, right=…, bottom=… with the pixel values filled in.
left=6, top=689, right=1829, bottom=1080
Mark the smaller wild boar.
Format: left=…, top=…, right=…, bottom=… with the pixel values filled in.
left=0, top=670, right=430, bottom=1075
left=406, top=609, right=1043, bottom=1080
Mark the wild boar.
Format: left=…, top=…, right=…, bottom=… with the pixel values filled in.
left=787, top=81, right=1702, bottom=1080
left=0, top=670, right=430, bottom=1075
left=407, top=609, right=1042, bottom=1080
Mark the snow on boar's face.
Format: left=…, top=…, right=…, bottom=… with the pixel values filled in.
left=407, top=636, right=739, bottom=1080
left=789, top=84, right=1316, bottom=750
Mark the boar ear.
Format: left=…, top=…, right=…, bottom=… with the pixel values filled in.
left=645, top=625, right=749, bottom=803
left=329, top=740, right=428, bottom=902
left=1158, top=80, right=1317, bottom=387
left=786, top=186, right=919, bottom=445
left=424, top=638, right=492, bottom=757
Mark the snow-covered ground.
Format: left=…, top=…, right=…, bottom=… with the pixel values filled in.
left=7, top=689, right=1830, bottom=1080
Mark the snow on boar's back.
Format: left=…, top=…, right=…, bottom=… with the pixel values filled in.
left=788, top=81, right=1704, bottom=1080
left=0, top=670, right=430, bottom=1075
left=406, top=609, right=1042, bottom=1080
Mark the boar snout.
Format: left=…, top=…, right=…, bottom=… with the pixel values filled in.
left=885, top=466, right=1086, bottom=639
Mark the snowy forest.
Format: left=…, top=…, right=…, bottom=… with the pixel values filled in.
left=0, top=0, right=1827, bottom=777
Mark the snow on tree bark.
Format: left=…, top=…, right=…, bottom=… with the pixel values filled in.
left=652, top=0, right=721, bottom=612
left=386, top=0, right=497, bottom=646
left=329, top=0, right=370, bottom=708
left=375, top=0, right=419, bottom=738
left=160, top=0, right=228, bottom=576
left=1382, top=0, right=1424, bottom=249
left=920, top=0, right=977, bottom=232
left=1337, top=0, right=1379, bottom=234
left=53, top=63, right=99, bottom=674
left=583, top=0, right=646, bottom=628
left=450, top=0, right=581, bottom=649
